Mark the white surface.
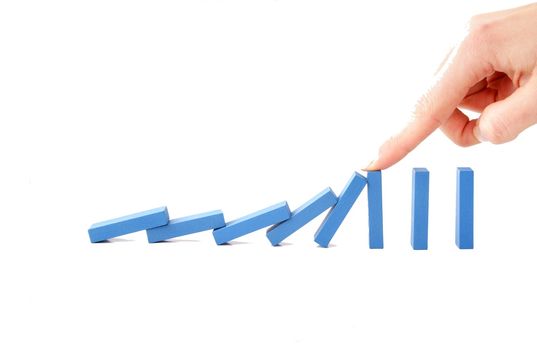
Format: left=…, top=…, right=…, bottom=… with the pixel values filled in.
left=1, top=1, right=536, bottom=349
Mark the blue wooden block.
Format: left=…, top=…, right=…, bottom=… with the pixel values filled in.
left=314, top=172, right=367, bottom=248
left=88, top=207, right=169, bottom=243
left=367, top=171, right=384, bottom=249
left=456, top=167, right=474, bottom=249
left=213, top=201, right=291, bottom=245
left=411, top=168, right=429, bottom=250
left=266, top=188, right=338, bottom=246
left=146, top=210, right=225, bottom=243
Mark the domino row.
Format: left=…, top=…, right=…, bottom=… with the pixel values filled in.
left=88, top=168, right=474, bottom=249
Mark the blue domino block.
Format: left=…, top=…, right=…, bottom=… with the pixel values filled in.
left=266, top=188, right=338, bottom=246
left=367, top=171, right=384, bottom=249
left=456, top=167, right=474, bottom=249
left=88, top=207, right=169, bottom=243
left=411, top=168, right=429, bottom=250
left=213, top=201, right=291, bottom=245
left=314, top=172, right=367, bottom=248
left=146, top=210, right=225, bottom=243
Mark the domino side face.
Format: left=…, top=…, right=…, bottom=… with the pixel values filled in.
left=367, top=171, right=384, bottom=249
left=88, top=206, right=169, bottom=243
left=213, top=201, right=291, bottom=245
left=266, top=187, right=338, bottom=246
left=147, top=210, right=226, bottom=243
left=411, top=168, right=429, bottom=250
left=456, top=167, right=474, bottom=249
left=314, top=172, right=367, bottom=248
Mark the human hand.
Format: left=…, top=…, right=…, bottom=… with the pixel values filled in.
left=365, top=3, right=537, bottom=171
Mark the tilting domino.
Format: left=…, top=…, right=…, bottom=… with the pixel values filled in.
left=213, top=201, right=291, bottom=245
left=314, top=172, right=367, bottom=248
left=456, top=167, right=474, bottom=249
left=411, top=168, right=429, bottom=250
left=367, top=171, right=384, bottom=249
left=266, top=188, right=338, bottom=246
left=146, top=210, right=225, bottom=243
left=88, top=206, right=169, bottom=243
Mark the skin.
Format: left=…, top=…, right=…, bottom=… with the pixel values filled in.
left=365, top=3, right=537, bottom=171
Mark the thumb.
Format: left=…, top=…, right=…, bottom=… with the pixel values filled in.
left=474, top=69, right=537, bottom=144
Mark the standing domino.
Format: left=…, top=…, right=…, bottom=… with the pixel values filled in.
left=456, top=167, right=474, bottom=249
left=266, top=188, right=338, bottom=246
left=213, top=201, right=291, bottom=245
left=314, top=172, right=367, bottom=248
left=411, top=168, right=429, bottom=250
left=367, top=171, right=384, bottom=249
left=88, top=207, right=169, bottom=243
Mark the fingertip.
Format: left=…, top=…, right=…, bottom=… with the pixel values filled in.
left=361, top=159, right=378, bottom=171
left=363, top=152, right=398, bottom=171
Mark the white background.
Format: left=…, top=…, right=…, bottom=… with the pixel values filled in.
left=1, top=1, right=537, bottom=349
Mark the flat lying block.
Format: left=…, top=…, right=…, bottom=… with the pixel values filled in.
left=146, top=210, right=225, bottom=243
left=213, top=201, right=291, bottom=245
left=367, top=171, right=384, bottom=249
left=411, top=168, right=429, bottom=250
left=314, top=172, right=367, bottom=248
left=266, top=188, right=338, bottom=246
left=88, top=207, right=169, bottom=243
left=456, top=167, right=474, bottom=249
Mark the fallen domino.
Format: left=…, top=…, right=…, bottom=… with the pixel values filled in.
left=147, top=210, right=225, bottom=243
left=367, top=171, right=384, bottom=249
left=213, top=201, right=291, bottom=245
left=411, top=168, right=429, bottom=250
left=314, top=172, right=367, bottom=248
left=266, top=187, right=338, bottom=246
left=88, top=206, right=169, bottom=243
left=456, top=167, right=474, bottom=249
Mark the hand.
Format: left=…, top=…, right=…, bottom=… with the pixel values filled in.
left=365, top=3, right=537, bottom=171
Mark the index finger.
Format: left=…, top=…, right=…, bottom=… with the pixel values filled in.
left=365, top=38, right=492, bottom=170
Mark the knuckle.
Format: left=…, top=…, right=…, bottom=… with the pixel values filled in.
left=464, top=15, right=499, bottom=50
left=480, top=116, right=513, bottom=144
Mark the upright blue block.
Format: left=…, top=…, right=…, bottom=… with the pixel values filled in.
left=314, top=172, right=367, bottom=248
left=213, top=201, right=291, bottom=245
left=411, top=168, right=429, bottom=250
left=266, top=188, right=338, bottom=246
left=88, top=207, right=169, bottom=243
left=456, top=167, right=474, bottom=249
left=367, top=171, right=384, bottom=249
left=146, top=210, right=225, bottom=243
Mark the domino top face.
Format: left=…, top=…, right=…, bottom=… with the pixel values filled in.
left=89, top=206, right=169, bottom=243
left=89, top=207, right=168, bottom=230
left=213, top=201, right=291, bottom=245
left=284, top=188, right=337, bottom=219
left=413, top=168, right=429, bottom=174
left=224, top=201, right=290, bottom=227
left=163, top=210, right=224, bottom=227
left=457, top=167, right=473, bottom=173
left=266, top=187, right=338, bottom=246
left=146, top=210, right=226, bottom=243
left=314, top=172, right=367, bottom=248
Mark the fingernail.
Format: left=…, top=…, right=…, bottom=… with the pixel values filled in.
left=473, top=126, right=488, bottom=143
left=362, top=160, right=377, bottom=171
